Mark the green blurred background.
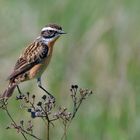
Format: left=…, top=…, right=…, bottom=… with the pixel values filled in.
left=0, top=0, right=140, bottom=139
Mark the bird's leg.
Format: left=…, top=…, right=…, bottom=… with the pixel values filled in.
left=37, top=77, right=55, bottom=100
left=16, top=85, right=22, bottom=95
left=16, top=85, right=25, bottom=100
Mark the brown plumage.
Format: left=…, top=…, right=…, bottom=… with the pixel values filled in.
left=1, top=24, right=66, bottom=99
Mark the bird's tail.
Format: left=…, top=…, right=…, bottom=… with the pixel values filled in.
left=1, top=83, right=16, bottom=99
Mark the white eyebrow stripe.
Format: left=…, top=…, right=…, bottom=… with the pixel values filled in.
left=41, top=27, right=60, bottom=32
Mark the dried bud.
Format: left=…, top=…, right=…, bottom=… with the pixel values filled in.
left=89, top=90, right=93, bottom=95
left=25, top=99, right=29, bottom=103
left=67, top=112, right=72, bottom=116
left=37, top=102, right=42, bottom=106
left=65, top=112, right=72, bottom=120
left=16, top=95, right=24, bottom=100
left=20, top=120, right=24, bottom=126
left=71, top=85, right=75, bottom=89
left=26, top=127, right=31, bottom=131
left=26, top=92, right=30, bottom=96
left=50, top=97, right=55, bottom=104
left=26, top=121, right=33, bottom=132
left=74, top=85, right=78, bottom=89
left=31, top=112, right=36, bottom=118
left=35, top=108, right=41, bottom=112
left=27, top=108, right=32, bottom=112
left=79, top=88, right=85, bottom=96
left=32, top=95, right=35, bottom=99
left=42, top=95, right=47, bottom=100
left=62, top=107, right=67, bottom=112
left=70, top=88, right=73, bottom=92
left=6, top=126, right=10, bottom=129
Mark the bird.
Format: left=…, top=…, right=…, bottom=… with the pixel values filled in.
left=1, top=23, right=66, bottom=100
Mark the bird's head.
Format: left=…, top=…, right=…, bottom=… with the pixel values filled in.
left=40, top=24, right=66, bottom=44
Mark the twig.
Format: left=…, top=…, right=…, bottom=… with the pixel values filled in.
left=1, top=85, right=92, bottom=140
left=47, top=120, right=50, bottom=140
left=61, top=120, right=67, bottom=140
left=71, top=97, right=84, bottom=120
left=2, top=101, right=41, bottom=140
left=3, top=101, right=28, bottom=140
left=40, top=105, right=50, bottom=140
left=20, top=127, right=42, bottom=140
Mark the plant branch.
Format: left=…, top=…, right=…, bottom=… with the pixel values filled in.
left=2, top=101, right=41, bottom=140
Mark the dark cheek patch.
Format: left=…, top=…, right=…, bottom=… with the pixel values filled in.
left=41, top=30, right=58, bottom=39
left=41, top=31, right=49, bottom=37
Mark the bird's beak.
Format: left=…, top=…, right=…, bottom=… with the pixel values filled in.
left=59, top=30, right=67, bottom=34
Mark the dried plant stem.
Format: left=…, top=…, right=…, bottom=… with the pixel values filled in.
left=71, top=97, right=84, bottom=120
left=21, top=127, right=42, bottom=140
left=0, top=85, right=92, bottom=140
left=40, top=105, right=50, bottom=140
left=3, top=102, right=28, bottom=140
left=46, top=120, right=50, bottom=140
left=61, top=98, right=84, bottom=140
left=61, top=120, right=67, bottom=140
left=3, top=101, right=41, bottom=140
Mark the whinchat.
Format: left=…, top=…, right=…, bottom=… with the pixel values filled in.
left=1, top=23, right=66, bottom=100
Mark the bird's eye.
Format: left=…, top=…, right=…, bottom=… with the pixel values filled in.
left=48, top=30, right=53, bottom=34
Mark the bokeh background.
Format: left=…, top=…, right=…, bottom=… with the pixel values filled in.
left=0, top=0, right=140, bottom=140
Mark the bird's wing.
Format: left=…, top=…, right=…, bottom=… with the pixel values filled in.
left=8, top=41, right=48, bottom=80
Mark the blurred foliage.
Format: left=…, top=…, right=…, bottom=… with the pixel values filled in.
left=0, top=0, right=140, bottom=140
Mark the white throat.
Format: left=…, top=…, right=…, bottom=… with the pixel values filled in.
left=42, top=37, right=53, bottom=45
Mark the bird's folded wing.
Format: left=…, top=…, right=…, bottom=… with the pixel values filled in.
left=8, top=41, right=48, bottom=80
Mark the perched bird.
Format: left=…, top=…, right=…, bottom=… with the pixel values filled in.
left=1, top=23, right=66, bottom=100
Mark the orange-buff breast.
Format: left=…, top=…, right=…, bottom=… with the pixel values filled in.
left=29, top=45, right=54, bottom=79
